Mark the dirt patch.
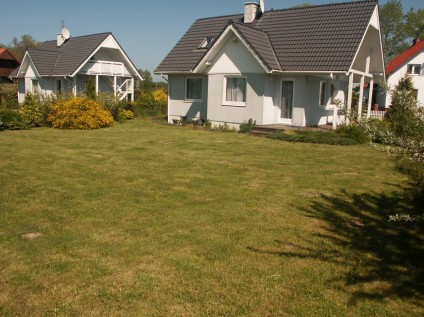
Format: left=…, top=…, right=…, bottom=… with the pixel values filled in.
left=21, top=232, right=44, bottom=240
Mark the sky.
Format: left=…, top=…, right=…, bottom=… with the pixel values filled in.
left=1, top=0, right=423, bottom=81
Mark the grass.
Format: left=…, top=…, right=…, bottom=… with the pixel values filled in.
left=0, top=118, right=423, bottom=316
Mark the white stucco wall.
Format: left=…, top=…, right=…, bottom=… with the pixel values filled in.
left=382, top=50, right=424, bottom=108
left=167, top=75, right=208, bottom=122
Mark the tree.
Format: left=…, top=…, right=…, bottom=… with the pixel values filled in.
left=7, top=35, right=40, bottom=61
left=405, top=9, right=424, bottom=40
left=380, top=0, right=408, bottom=64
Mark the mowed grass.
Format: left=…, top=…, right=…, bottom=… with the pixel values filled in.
left=0, top=119, right=423, bottom=316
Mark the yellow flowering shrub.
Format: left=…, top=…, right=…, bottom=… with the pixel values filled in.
left=48, top=97, right=114, bottom=130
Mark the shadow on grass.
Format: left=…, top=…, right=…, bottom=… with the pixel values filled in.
left=248, top=187, right=424, bottom=304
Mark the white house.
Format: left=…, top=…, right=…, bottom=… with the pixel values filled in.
left=155, top=0, right=385, bottom=129
left=377, top=39, right=424, bottom=108
left=11, top=30, right=143, bottom=103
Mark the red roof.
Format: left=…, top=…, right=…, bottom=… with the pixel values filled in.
left=0, top=48, right=20, bottom=77
left=0, top=48, right=19, bottom=62
left=386, top=39, right=424, bottom=76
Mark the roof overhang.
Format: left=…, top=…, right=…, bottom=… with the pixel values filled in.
left=13, top=52, right=41, bottom=78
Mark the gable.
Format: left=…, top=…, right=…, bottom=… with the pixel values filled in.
left=206, top=33, right=265, bottom=74
left=351, top=7, right=385, bottom=76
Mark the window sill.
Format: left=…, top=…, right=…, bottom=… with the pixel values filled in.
left=222, top=102, right=246, bottom=107
left=184, top=99, right=203, bottom=103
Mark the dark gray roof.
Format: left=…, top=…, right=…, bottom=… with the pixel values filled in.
left=27, top=32, right=111, bottom=76
left=155, top=0, right=377, bottom=73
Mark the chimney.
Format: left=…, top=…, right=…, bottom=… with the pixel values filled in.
left=244, top=2, right=260, bottom=23
left=57, top=33, right=65, bottom=47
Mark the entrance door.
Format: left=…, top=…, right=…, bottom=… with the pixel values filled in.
left=280, top=80, right=294, bottom=123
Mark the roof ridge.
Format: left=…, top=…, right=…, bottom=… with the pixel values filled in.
left=265, top=0, right=376, bottom=13
left=196, top=13, right=243, bottom=22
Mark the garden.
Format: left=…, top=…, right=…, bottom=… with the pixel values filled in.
left=0, top=77, right=423, bottom=316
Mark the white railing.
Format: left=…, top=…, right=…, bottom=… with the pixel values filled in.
left=368, top=110, right=386, bottom=120
left=80, top=60, right=130, bottom=76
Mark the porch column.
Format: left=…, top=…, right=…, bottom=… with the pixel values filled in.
left=131, top=78, right=135, bottom=102
left=346, top=72, right=354, bottom=124
left=367, top=78, right=374, bottom=119
left=73, top=76, right=77, bottom=96
left=95, top=75, right=99, bottom=95
left=114, top=76, right=117, bottom=97
left=358, top=75, right=365, bottom=121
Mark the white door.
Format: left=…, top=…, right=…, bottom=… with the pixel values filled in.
left=280, top=80, right=294, bottom=124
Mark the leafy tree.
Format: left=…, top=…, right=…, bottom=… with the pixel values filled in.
left=405, top=8, right=424, bottom=40
left=380, top=0, right=408, bottom=64
left=7, top=35, right=40, bottom=61
left=84, top=76, right=96, bottom=100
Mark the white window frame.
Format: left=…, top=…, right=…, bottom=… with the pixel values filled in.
left=185, top=77, right=203, bottom=102
left=319, top=80, right=327, bottom=108
left=407, top=64, right=421, bottom=75
left=223, top=76, right=247, bottom=107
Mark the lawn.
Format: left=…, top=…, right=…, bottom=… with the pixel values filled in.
left=0, top=119, right=423, bottom=316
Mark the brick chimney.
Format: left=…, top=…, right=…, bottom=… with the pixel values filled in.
left=244, top=2, right=260, bottom=23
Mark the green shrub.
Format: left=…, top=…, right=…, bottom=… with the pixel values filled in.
left=95, top=92, right=125, bottom=122
left=335, top=124, right=369, bottom=144
left=20, top=93, right=55, bottom=127
left=0, top=83, right=18, bottom=110
left=239, top=118, right=256, bottom=134
left=0, top=110, right=28, bottom=130
left=48, top=97, right=114, bottom=130
left=135, top=88, right=167, bottom=117
left=268, top=130, right=358, bottom=145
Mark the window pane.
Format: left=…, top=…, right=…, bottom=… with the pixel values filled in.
left=226, top=78, right=246, bottom=102
left=407, top=65, right=413, bottom=74
left=414, top=65, right=421, bottom=75
left=186, top=78, right=202, bottom=100
left=320, top=82, right=327, bottom=106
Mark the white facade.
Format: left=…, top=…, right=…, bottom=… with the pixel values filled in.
left=15, top=34, right=141, bottom=103
left=378, top=50, right=424, bottom=108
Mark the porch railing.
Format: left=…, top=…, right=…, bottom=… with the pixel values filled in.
left=80, top=60, right=130, bottom=76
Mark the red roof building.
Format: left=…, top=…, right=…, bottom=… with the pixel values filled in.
left=0, top=48, right=20, bottom=83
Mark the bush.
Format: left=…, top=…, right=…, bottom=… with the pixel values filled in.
left=19, top=93, right=55, bottom=127
left=135, top=88, right=167, bottom=117
left=0, top=110, right=28, bottom=130
left=239, top=119, right=256, bottom=134
left=0, top=83, right=18, bottom=109
left=48, top=97, right=114, bottom=130
left=268, top=130, right=358, bottom=145
left=335, top=124, right=369, bottom=144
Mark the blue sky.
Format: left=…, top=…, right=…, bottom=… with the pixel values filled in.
left=1, top=0, right=423, bottom=81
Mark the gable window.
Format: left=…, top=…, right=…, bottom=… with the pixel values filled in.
left=185, top=77, right=203, bottom=101
left=225, top=77, right=246, bottom=106
left=407, top=64, right=421, bottom=75
left=319, top=81, right=327, bottom=107
left=198, top=37, right=214, bottom=49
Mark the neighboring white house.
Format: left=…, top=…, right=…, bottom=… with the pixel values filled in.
left=155, top=0, right=385, bottom=129
left=377, top=39, right=424, bottom=108
left=11, top=30, right=143, bottom=103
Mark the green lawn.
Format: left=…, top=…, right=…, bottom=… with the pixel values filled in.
left=0, top=119, right=423, bottom=316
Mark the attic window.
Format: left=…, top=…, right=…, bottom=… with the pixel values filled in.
left=198, top=37, right=214, bottom=49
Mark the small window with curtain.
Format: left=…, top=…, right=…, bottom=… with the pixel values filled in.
left=319, top=81, right=327, bottom=107
left=185, top=77, right=203, bottom=101
left=225, top=77, right=246, bottom=106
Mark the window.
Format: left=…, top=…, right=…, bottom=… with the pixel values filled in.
left=32, top=80, right=39, bottom=94
left=319, top=81, right=327, bottom=107
left=225, top=77, right=246, bottom=105
left=407, top=64, right=421, bottom=75
left=185, top=77, right=203, bottom=101
left=412, top=89, right=419, bottom=100
left=198, top=37, right=214, bottom=49
left=330, top=83, right=336, bottom=104
left=56, top=80, right=62, bottom=95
